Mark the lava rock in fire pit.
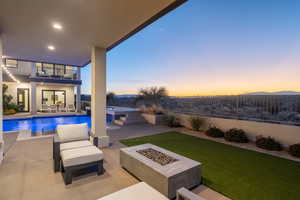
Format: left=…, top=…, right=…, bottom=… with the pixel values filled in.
left=137, top=148, right=178, bottom=166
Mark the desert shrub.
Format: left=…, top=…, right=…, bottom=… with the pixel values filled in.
left=189, top=116, right=205, bottom=131
left=224, top=129, right=249, bottom=143
left=4, top=109, right=17, bottom=115
left=140, top=104, right=164, bottom=115
left=165, top=115, right=181, bottom=127
left=256, top=136, right=282, bottom=151
left=289, top=143, right=300, bottom=158
left=205, top=127, right=224, bottom=138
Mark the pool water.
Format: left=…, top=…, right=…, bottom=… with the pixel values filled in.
left=3, top=115, right=113, bottom=133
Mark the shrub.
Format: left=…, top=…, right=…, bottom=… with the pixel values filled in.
left=189, top=116, right=205, bottom=131
left=289, top=143, right=300, bottom=158
left=224, top=128, right=249, bottom=143
left=165, top=115, right=181, bottom=127
left=140, top=104, right=164, bottom=115
left=256, top=136, right=282, bottom=151
left=205, top=127, right=224, bottom=138
left=4, top=109, right=17, bottom=115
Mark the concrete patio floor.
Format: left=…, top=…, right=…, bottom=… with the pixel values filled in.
left=0, top=124, right=229, bottom=200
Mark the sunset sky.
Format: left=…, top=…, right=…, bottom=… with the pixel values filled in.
left=81, top=0, right=300, bottom=96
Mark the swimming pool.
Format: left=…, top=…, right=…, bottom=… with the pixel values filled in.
left=3, top=114, right=113, bottom=133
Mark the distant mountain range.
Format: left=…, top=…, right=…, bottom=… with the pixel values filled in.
left=243, top=91, right=300, bottom=95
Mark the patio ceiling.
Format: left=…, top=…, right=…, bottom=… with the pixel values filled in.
left=0, top=0, right=187, bottom=67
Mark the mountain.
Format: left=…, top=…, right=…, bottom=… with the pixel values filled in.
left=115, top=94, right=138, bottom=98
left=244, top=91, right=300, bottom=95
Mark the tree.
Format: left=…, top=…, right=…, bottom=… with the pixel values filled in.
left=3, top=84, right=13, bottom=111
left=135, top=86, right=168, bottom=107
left=106, top=92, right=116, bottom=105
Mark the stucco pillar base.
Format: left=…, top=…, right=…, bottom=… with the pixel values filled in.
left=98, top=136, right=110, bottom=148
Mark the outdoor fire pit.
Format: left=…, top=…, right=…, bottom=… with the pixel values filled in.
left=120, top=144, right=201, bottom=199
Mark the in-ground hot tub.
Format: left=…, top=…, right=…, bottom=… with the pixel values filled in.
left=120, top=144, right=202, bottom=199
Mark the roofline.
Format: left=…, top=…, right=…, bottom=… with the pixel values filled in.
left=81, top=0, right=187, bottom=67
left=4, top=0, right=188, bottom=68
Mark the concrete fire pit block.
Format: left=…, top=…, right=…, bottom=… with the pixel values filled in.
left=120, top=144, right=201, bottom=199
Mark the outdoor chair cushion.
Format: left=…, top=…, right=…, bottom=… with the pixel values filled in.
left=60, top=140, right=93, bottom=152
left=97, top=182, right=169, bottom=200
left=57, top=123, right=89, bottom=142
left=61, top=146, right=103, bottom=167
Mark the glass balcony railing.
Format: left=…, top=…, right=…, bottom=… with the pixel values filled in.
left=35, top=63, right=79, bottom=80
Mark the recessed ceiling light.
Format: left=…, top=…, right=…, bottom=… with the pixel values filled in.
left=52, top=23, right=62, bottom=30
left=48, top=45, right=55, bottom=51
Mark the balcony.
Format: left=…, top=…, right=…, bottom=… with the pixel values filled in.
left=29, top=63, right=82, bottom=85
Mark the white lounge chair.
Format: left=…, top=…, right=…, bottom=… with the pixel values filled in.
left=53, top=123, right=102, bottom=185
left=67, top=104, right=76, bottom=112
left=50, top=105, right=57, bottom=113
left=40, top=104, right=50, bottom=112
left=58, top=104, right=67, bottom=112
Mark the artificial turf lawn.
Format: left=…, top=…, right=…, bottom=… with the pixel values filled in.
left=120, top=132, right=300, bottom=200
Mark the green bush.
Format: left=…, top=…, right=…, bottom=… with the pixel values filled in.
left=189, top=116, right=205, bottom=131
left=289, top=143, right=300, bottom=158
left=224, top=129, right=249, bottom=143
left=256, top=136, right=282, bottom=151
left=165, top=115, right=181, bottom=127
left=4, top=109, right=17, bottom=115
left=205, top=127, right=224, bottom=138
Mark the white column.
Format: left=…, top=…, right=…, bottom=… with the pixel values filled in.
left=91, top=46, right=109, bottom=148
left=76, top=85, right=81, bottom=113
left=30, top=82, right=37, bottom=114
left=31, top=62, right=36, bottom=77
left=76, top=67, right=81, bottom=113
left=0, top=36, right=4, bottom=164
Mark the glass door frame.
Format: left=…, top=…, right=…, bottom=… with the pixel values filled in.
left=41, top=90, right=66, bottom=106
left=17, top=88, right=30, bottom=112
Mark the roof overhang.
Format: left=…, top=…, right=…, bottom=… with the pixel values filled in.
left=0, top=0, right=187, bottom=67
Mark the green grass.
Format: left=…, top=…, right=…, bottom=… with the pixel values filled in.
left=120, top=132, right=300, bottom=200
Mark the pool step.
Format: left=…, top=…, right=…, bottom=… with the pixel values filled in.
left=113, top=114, right=146, bottom=126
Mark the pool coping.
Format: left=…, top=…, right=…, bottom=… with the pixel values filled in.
left=3, top=113, right=88, bottom=121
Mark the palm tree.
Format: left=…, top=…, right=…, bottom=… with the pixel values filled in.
left=135, top=86, right=168, bottom=107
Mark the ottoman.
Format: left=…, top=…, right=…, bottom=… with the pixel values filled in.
left=61, top=145, right=104, bottom=185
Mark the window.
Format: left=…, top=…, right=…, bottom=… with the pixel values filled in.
left=54, top=64, right=65, bottom=76
left=5, top=59, right=18, bottom=68
left=43, top=63, right=54, bottom=76
left=42, top=90, right=66, bottom=106
left=36, top=63, right=43, bottom=75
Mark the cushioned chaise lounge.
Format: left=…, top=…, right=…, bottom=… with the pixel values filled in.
left=53, top=123, right=104, bottom=185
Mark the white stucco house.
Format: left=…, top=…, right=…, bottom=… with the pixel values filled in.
left=0, top=0, right=187, bottom=164
left=2, top=59, right=82, bottom=113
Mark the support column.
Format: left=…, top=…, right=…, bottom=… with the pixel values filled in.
left=76, top=85, right=81, bottom=113
left=76, top=67, right=81, bottom=113
left=31, top=62, right=36, bottom=77
left=91, top=46, right=109, bottom=148
left=30, top=82, right=37, bottom=115
left=0, top=36, right=4, bottom=164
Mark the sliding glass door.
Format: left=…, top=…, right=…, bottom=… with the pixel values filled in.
left=42, top=90, right=66, bottom=106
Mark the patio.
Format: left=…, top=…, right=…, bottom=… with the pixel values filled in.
left=0, top=124, right=229, bottom=200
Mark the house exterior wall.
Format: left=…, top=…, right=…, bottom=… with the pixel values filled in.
left=36, top=85, right=75, bottom=110
left=6, top=60, right=32, bottom=76
left=0, top=37, right=3, bottom=164
left=4, top=82, right=31, bottom=104
left=3, top=82, right=75, bottom=111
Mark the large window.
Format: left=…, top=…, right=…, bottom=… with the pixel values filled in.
left=42, top=90, right=66, bottom=106
left=35, top=62, right=77, bottom=79
left=55, top=64, right=65, bottom=76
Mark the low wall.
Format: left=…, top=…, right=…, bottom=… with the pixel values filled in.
left=173, top=112, right=300, bottom=147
